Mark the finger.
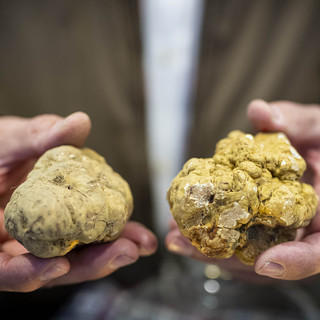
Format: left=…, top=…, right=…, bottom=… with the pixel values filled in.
left=166, top=227, right=202, bottom=258
left=48, top=238, right=139, bottom=286
left=0, top=253, right=69, bottom=292
left=38, top=111, right=91, bottom=150
left=0, top=112, right=91, bottom=167
left=304, top=148, right=320, bottom=194
left=166, top=228, right=262, bottom=274
left=166, top=227, right=234, bottom=264
left=247, top=99, right=320, bottom=145
left=0, top=158, right=36, bottom=196
left=0, top=209, right=11, bottom=243
left=255, top=233, right=320, bottom=280
left=1, top=239, right=29, bottom=256
left=166, top=228, right=274, bottom=283
left=168, top=218, right=178, bottom=231
left=120, top=221, right=158, bottom=256
left=166, top=220, right=201, bottom=257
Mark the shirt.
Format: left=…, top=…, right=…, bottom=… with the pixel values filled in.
left=140, top=0, right=204, bottom=236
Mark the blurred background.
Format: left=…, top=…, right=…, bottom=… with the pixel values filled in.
left=1, top=0, right=320, bottom=319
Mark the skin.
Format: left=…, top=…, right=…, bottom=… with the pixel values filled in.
left=166, top=99, right=320, bottom=281
left=0, top=112, right=158, bottom=292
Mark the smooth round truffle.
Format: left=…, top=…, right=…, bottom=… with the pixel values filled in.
left=4, top=145, right=133, bottom=258
left=167, top=131, right=318, bottom=265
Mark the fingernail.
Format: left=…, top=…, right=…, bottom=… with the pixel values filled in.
left=138, top=246, right=154, bottom=256
left=108, top=255, right=136, bottom=270
left=167, top=238, right=194, bottom=256
left=50, top=113, right=75, bottom=133
left=257, top=261, right=284, bottom=277
left=40, top=265, right=68, bottom=281
left=269, top=104, right=284, bottom=126
left=138, top=238, right=158, bottom=256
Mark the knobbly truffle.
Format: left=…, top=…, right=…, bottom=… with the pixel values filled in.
left=167, top=131, right=318, bottom=265
left=5, top=145, right=133, bottom=258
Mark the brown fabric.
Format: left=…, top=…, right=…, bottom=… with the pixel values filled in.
left=1, top=0, right=320, bottom=227
left=189, top=0, right=320, bottom=158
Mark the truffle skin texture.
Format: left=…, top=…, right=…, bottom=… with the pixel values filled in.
left=167, top=131, right=318, bottom=265
left=4, top=145, right=133, bottom=258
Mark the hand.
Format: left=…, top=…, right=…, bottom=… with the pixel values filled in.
left=166, top=99, right=320, bottom=281
left=248, top=99, right=320, bottom=280
left=166, top=219, right=264, bottom=282
left=0, top=113, right=157, bottom=292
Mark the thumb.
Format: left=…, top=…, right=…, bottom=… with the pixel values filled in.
left=247, top=99, right=320, bottom=145
left=0, top=112, right=91, bottom=167
left=0, top=253, right=70, bottom=292
left=255, top=233, right=320, bottom=280
left=30, top=111, right=92, bottom=153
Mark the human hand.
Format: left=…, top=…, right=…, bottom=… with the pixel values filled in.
left=247, top=99, right=320, bottom=280
left=166, top=219, right=263, bottom=282
left=0, top=113, right=157, bottom=292
left=166, top=99, right=320, bottom=281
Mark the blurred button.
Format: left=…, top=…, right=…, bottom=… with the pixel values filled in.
left=202, top=295, right=218, bottom=309
left=204, top=279, right=220, bottom=294
left=204, top=264, right=221, bottom=279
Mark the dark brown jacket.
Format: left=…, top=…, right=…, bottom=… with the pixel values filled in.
left=1, top=0, right=320, bottom=229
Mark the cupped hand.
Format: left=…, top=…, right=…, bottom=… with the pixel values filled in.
left=0, top=113, right=157, bottom=292
left=166, top=99, right=320, bottom=281
left=166, top=219, right=264, bottom=282
left=248, top=99, right=320, bottom=280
